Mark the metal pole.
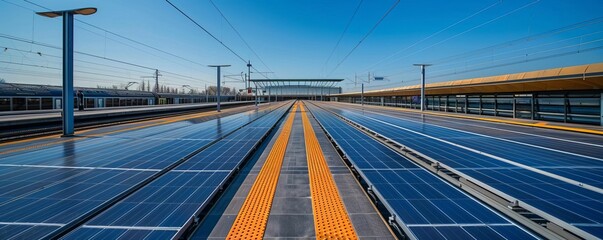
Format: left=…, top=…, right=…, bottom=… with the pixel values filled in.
left=361, top=83, right=364, bottom=107
left=414, top=64, right=431, bottom=112
left=155, top=69, right=159, bottom=93
left=205, top=84, right=208, bottom=103
left=62, top=12, right=74, bottom=136
left=420, top=65, right=425, bottom=111
left=217, top=66, right=221, bottom=112
left=254, top=83, right=258, bottom=108
left=247, top=61, right=251, bottom=90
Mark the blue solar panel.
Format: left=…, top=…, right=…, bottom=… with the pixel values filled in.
left=341, top=109, right=603, bottom=185
left=61, top=228, right=177, bottom=240
left=0, top=224, right=60, bottom=240
left=0, top=102, right=293, bottom=239
left=307, top=104, right=537, bottom=239
left=82, top=172, right=227, bottom=228
left=60, top=102, right=293, bottom=239
left=316, top=103, right=603, bottom=238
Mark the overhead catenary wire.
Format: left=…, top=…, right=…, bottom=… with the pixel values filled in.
left=0, top=33, right=211, bottom=84
left=373, top=15, right=603, bottom=81
left=165, top=0, right=271, bottom=80
left=361, top=0, right=547, bottom=77
left=19, top=0, right=211, bottom=68
left=208, top=0, right=274, bottom=76
left=392, top=0, right=542, bottom=63
left=323, top=0, right=364, bottom=73
left=328, top=0, right=400, bottom=76
left=363, top=0, right=502, bottom=72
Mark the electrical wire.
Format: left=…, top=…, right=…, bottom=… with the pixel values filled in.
left=209, top=0, right=274, bottom=75
left=323, top=0, right=363, bottom=72
left=328, top=0, right=400, bottom=76
left=165, top=0, right=271, bottom=80
left=363, top=0, right=502, bottom=72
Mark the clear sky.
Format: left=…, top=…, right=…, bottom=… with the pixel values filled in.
left=1, top=0, right=602, bottom=92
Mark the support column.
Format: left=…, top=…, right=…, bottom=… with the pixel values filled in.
left=512, top=95, right=516, bottom=118
left=564, top=93, right=568, bottom=123
left=531, top=94, right=535, bottom=120
left=464, top=95, right=468, bottom=114
left=62, top=12, right=75, bottom=136
left=478, top=95, right=483, bottom=115
left=361, top=83, right=364, bottom=107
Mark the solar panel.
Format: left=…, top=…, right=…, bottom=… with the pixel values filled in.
left=318, top=104, right=603, bottom=238
left=0, top=224, right=60, bottom=240
left=307, top=104, right=537, bottom=239
left=0, top=103, right=293, bottom=239
left=343, top=109, right=603, bottom=186
left=60, top=103, right=292, bottom=239
left=59, top=228, right=177, bottom=240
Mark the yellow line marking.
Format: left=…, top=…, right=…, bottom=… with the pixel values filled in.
left=344, top=103, right=603, bottom=135
left=227, top=102, right=298, bottom=239
left=300, top=102, right=358, bottom=239
left=0, top=104, right=274, bottom=155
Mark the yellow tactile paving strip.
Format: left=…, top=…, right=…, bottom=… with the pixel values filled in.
left=353, top=103, right=603, bottom=135
left=300, top=102, right=359, bottom=239
left=227, top=102, right=298, bottom=239
left=0, top=103, right=281, bottom=155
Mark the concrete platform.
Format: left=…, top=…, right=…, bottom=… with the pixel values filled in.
left=0, top=101, right=255, bottom=127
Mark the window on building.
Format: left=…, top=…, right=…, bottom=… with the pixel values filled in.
left=0, top=98, right=10, bottom=111
left=41, top=98, right=53, bottom=110
left=12, top=98, right=26, bottom=111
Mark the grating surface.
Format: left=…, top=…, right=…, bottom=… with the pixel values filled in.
left=300, top=103, right=359, bottom=239
left=226, top=102, right=298, bottom=239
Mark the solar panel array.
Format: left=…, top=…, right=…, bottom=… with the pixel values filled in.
left=306, top=104, right=537, bottom=239
left=60, top=104, right=292, bottom=239
left=0, top=102, right=292, bottom=239
left=317, top=103, right=603, bottom=239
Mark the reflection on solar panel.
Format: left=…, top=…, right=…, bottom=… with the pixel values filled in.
left=60, top=104, right=292, bottom=239
left=0, top=102, right=292, bottom=239
left=319, top=104, right=603, bottom=239
left=358, top=111, right=603, bottom=186
left=306, top=104, right=537, bottom=239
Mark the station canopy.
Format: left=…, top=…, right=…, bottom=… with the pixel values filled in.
left=249, top=79, right=343, bottom=99
left=250, top=79, right=343, bottom=89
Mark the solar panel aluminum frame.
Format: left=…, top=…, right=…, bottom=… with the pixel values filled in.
left=313, top=103, right=592, bottom=240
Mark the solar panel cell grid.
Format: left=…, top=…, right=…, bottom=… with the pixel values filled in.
left=0, top=225, right=60, bottom=240
left=348, top=110, right=603, bottom=187
left=0, top=102, right=293, bottom=239
left=316, top=103, right=603, bottom=238
left=60, top=103, right=293, bottom=238
left=306, top=104, right=536, bottom=239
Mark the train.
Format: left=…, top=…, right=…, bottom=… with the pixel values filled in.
left=0, top=82, right=238, bottom=112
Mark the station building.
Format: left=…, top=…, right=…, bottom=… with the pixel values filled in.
left=332, top=63, right=603, bottom=126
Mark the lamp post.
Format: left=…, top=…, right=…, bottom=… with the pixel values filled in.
left=37, top=7, right=97, bottom=137
left=208, top=65, right=230, bottom=112
left=413, top=64, right=432, bottom=111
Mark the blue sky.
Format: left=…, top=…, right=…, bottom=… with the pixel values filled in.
left=1, top=0, right=602, bottom=92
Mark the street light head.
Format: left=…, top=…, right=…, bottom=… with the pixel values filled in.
left=36, top=7, right=97, bottom=18
left=36, top=11, right=62, bottom=18
left=208, top=65, right=231, bottom=68
left=413, top=64, right=432, bottom=67
left=73, top=8, right=97, bottom=15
